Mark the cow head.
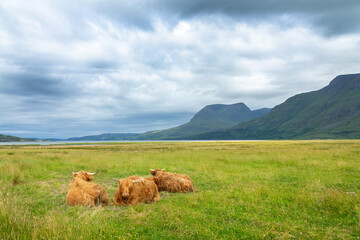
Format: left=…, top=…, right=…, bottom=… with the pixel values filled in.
left=71, top=171, right=98, bottom=181
left=116, top=178, right=144, bottom=198
left=149, top=167, right=166, bottom=176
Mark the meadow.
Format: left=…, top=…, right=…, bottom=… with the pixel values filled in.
left=0, top=140, right=359, bottom=239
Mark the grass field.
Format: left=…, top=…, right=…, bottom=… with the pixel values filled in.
left=0, top=140, right=359, bottom=239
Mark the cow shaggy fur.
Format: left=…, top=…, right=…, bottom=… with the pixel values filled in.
left=149, top=169, right=194, bottom=193
left=114, top=175, right=160, bottom=206
left=67, top=171, right=110, bottom=206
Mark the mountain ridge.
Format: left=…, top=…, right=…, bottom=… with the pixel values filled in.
left=187, top=73, right=360, bottom=140
left=132, top=102, right=271, bottom=140
left=66, top=133, right=140, bottom=141
left=0, top=134, right=34, bottom=142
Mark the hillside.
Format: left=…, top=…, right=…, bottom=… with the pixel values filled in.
left=0, top=134, right=34, bottom=142
left=135, top=103, right=270, bottom=140
left=66, top=133, right=140, bottom=141
left=190, top=73, right=360, bottom=139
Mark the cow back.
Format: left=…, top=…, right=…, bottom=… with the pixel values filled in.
left=156, top=172, right=194, bottom=193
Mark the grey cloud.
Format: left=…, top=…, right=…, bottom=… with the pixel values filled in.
left=72, top=0, right=360, bottom=35
left=0, top=73, right=76, bottom=98
left=2, top=0, right=359, bottom=38
left=115, top=112, right=195, bottom=125
left=87, top=60, right=119, bottom=71
left=312, top=7, right=360, bottom=36
left=96, top=2, right=154, bottom=30
left=102, top=0, right=360, bottom=36
left=155, top=0, right=360, bottom=27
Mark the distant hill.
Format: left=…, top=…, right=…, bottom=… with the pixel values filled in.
left=66, top=133, right=140, bottom=141
left=31, top=138, right=62, bottom=141
left=190, top=73, right=360, bottom=139
left=134, top=103, right=270, bottom=140
left=0, top=134, right=34, bottom=142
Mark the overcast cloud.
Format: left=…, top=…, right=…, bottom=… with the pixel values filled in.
left=0, top=0, right=360, bottom=138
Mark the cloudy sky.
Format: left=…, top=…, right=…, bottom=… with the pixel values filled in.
left=0, top=0, right=360, bottom=138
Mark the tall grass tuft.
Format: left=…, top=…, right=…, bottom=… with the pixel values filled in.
left=10, top=164, right=24, bottom=186
left=0, top=162, right=25, bottom=186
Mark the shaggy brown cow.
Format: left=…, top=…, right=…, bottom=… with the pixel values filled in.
left=114, top=175, right=160, bottom=206
left=67, top=171, right=110, bottom=206
left=149, top=168, right=194, bottom=193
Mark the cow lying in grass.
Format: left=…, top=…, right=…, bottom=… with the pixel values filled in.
left=149, top=168, right=194, bottom=193
left=114, top=175, right=160, bottom=206
left=67, top=171, right=110, bottom=207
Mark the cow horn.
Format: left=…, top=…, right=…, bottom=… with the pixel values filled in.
left=69, top=170, right=76, bottom=174
left=114, top=179, right=121, bottom=183
left=88, top=171, right=98, bottom=175
left=162, top=167, right=166, bottom=171
left=149, top=168, right=155, bottom=171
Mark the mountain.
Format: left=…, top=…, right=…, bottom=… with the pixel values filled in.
left=32, top=138, right=62, bottom=141
left=134, top=103, right=271, bottom=140
left=189, top=73, right=360, bottom=139
left=66, top=133, right=140, bottom=141
left=0, top=134, right=34, bottom=142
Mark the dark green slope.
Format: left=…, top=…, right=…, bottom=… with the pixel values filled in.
left=66, top=133, right=140, bottom=141
left=135, top=103, right=270, bottom=140
left=0, top=134, right=34, bottom=142
left=190, top=73, right=360, bottom=139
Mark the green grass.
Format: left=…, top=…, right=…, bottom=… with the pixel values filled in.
left=0, top=140, right=359, bottom=239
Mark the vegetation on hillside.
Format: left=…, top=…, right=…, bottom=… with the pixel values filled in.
left=134, top=103, right=270, bottom=140
left=66, top=133, right=140, bottom=141
left=0, top=134, right=33, bottom=142
left=191, top=73, right=360, bottom=139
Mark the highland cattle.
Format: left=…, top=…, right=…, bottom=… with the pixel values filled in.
left=67, top=171, right=110, bottom=206
left=114, top=175, right=160, bottom=206
left=149, top=168, right=194, bottom=193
